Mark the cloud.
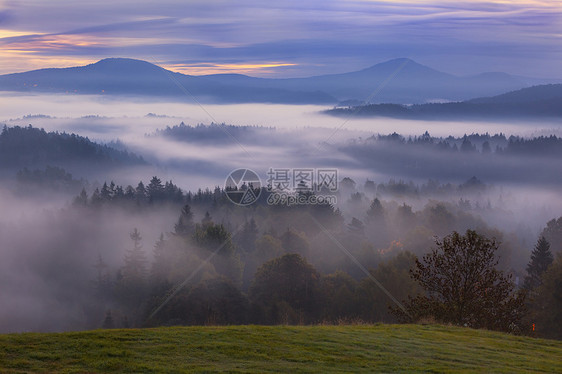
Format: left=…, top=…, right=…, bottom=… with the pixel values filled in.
left=0, top=1, right=560, bottom=77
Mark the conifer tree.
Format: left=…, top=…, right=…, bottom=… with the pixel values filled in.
left=174, top=204, right=194, bottom=237
left=523, top=236, right=554, bottom=291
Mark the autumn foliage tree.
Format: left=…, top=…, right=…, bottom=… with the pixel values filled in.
left=394, top=230, right=526, bottom=332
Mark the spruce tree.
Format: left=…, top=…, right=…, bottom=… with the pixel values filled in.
left=523, top=236, right=554, bottom=291
left=174, top=204, right=194, bottom=237
left=118, top=228, right=148, bottom=314
left=366, top=198, right=384, bottom=222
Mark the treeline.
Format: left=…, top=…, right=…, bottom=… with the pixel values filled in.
left=152, top=122, right=275, bottom=144
left=0, top=125, right=145, bottom=170
left=73, top=175, right=490, bottom=211
left=72, top=175, right=521, bottom=272
left=325, top=84, right=562, bottom=120
left=356, top=131, right=562, bottom=156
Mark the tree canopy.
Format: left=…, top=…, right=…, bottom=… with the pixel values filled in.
left=395, top=230, right=525, bottom=332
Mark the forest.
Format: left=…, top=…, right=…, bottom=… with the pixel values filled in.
left=0, top=123, right=560, bottom=340
left=8, top=173, right=561, bottom=338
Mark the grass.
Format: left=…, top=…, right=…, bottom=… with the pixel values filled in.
left=0, top=324, right=561, bottom=373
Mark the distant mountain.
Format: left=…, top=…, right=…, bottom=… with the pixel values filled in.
left=203, top=58, right=532, bottom=103
left=292, top=59, right=528, bottom=103
left=325, top=84, right=562, bottom=120
left=0, top=58, right=335, bottom=104
left=0, top=57, right=555, bottom=104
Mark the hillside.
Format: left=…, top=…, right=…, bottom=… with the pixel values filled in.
left=0, top=58, right=544, bottom=104
left=326, top=84, right=562, bottom=120
left=0, top=125, right=145, bottom=176
left=1, top=324, right=561, bottom=373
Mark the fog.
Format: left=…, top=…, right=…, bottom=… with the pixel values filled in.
left=3, top=92, right=562, bottom=138
left=0, top=93, right=561, bottom=332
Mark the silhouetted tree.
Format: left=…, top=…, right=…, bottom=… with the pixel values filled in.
left=117, top=228, right=149, bottom=321
left=529, top=253, right=562, bottom=339
left=90, top=188, right=102, bottom=206
left=73, top=188, right=88, bottom=206
left=135, top=181, right=147, bottom=205
left=150, top=233, right=169, bottom=284
left=394, top=230, right=525, bottom=332
left=366, top=198, right=384, bottom=222
left=194, top=222, right=241, bottom=284
left=541, top=217, right=562, bottom=254
left=147, top=176, right=164, bottom=203
left=523, top=237, right=554, bottom=291
left=174, top=204, right=194, bottom=238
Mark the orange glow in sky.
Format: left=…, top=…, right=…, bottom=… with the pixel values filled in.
left=163, top=63, right=299, bottom=76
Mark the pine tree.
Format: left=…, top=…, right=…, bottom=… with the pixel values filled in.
left=150, top=233, right=169, bottom=283
left=90, top=187, right=102, bottom=206
left=541, top=217, right=562, bottom=254
left=201, top=211, right=213, bottom=227
left=122, top=228, right=148, bottom=283
left=116, top=228, right=149, bottom=323
left=523, top=236, right=554, bottom=291
left=366, top=198, right=384, bottom=222
left=147, top=176, right=164, bottom=203
left=174, top=204, right=194, bottom=237
left=100, top=182, right=112, bottom=200
left=135, top=181, right=147, bottom=205
left=73, top=188, right=88, bottom=206
left=531, top=253, right=562, bottom=339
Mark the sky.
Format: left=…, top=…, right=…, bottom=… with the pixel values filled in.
left=0, top=0, right=561, bottom=78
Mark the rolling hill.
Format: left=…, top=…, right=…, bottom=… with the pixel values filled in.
left=0, top=57, right=549, bottom=104
left=326, top=84, right=562, bottom=120
left=0, top=125, right=145, bottom=177
left=0, top=324, right=560, bottom=373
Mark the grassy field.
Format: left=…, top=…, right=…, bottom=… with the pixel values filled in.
left=0, top=324, right=561, bottom=373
